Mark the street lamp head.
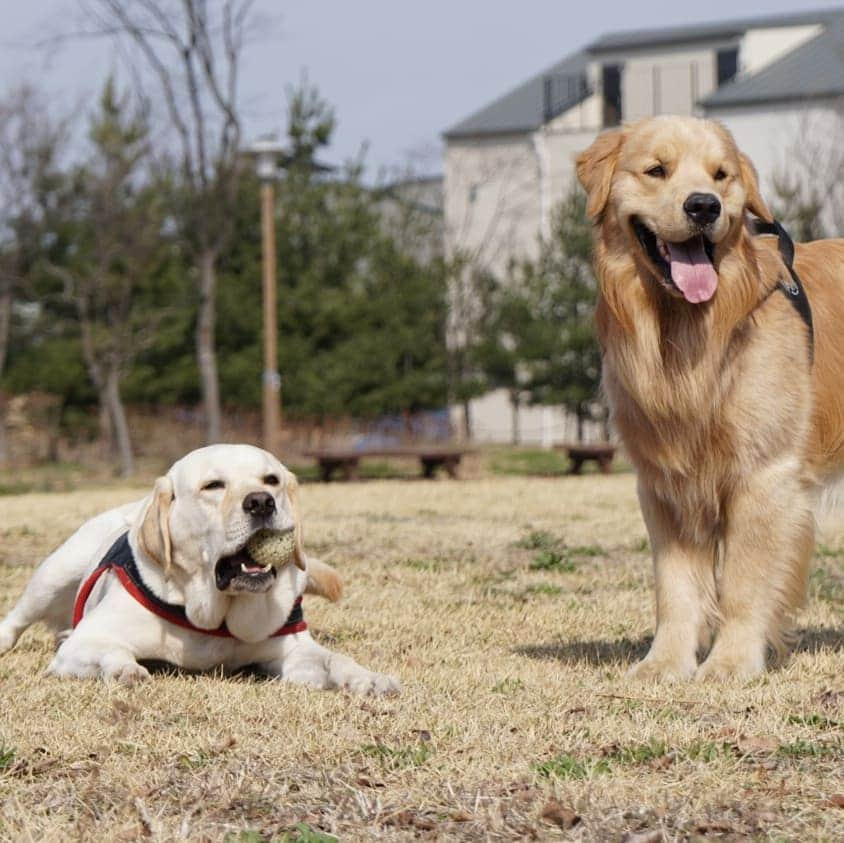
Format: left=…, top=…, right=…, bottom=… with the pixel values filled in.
left=247, top=135, right=287, bottom=181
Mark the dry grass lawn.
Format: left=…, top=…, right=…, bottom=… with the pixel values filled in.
left=0, top=473, right=842, bottom=841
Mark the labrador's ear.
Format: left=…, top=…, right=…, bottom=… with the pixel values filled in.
left=138, top=475, right=174, bottom=570
left=305, top=557, right=344, bottom=603
left=285, top=471, right=307, bottom=571
left=738, top=152, right=773, bottom=223
left=576, top=128, right=625, bottom=219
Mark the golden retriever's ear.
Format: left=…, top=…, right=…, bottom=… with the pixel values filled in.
left=285, top=471, right=307, bottom=571
left=576, top=129, right=625, bottom=219
left=138, top=476, right=174, bottom=570
left=738, top=152, right=773, bottom=223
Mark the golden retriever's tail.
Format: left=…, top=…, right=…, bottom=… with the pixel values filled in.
left=305, top=557, right=343, bottom=603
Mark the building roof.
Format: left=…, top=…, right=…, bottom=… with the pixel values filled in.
left=587, top=8, right=844, bottom=53
left=445, top=8, right=844, bottom=139
left=443, top=49, right=590, bottom=139
left=703, top=17, right=844, bottom=108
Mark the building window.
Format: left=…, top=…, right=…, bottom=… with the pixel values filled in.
left=717, top=48, right=738, bottom=86
left=602, top=64, right=622, bottom=127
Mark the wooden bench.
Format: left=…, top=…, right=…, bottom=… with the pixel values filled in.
left=303, top=446, right=473, bottom=482
left=554, top=442, right=617, bottom=475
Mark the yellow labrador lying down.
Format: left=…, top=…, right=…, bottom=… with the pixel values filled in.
left=0, top=444, right=400, bottom=694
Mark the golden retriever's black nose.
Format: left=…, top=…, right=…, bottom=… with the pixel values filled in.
left=242, top=491, right=276, bottom=518
left=683, top=192, right=721, bottom=226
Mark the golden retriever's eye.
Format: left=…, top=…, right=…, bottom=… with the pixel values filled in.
left=645, top=164, right=666, bottom=178
left=714, top=168, right=727, bottom=181
left=201, top=479, right=225, bottom=491
left=263, top=474, right=280, bottom=486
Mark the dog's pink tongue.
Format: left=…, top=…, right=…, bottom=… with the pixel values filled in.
left=667, top=237, right=717, bottom=303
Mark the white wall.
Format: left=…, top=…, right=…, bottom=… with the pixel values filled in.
left=443, top=133, right=542, bottom=277
left=451, top=388, right=604, bottom=445
left=740, top=25, right=821, bottom=76
left=709, top=99, right=842, bottom=204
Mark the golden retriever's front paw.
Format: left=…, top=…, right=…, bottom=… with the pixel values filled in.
left=628, top=655, right=696, bottom=683
left=695, top=632, right=766, bottom=681
left=694, top=654, right=763, bottom=682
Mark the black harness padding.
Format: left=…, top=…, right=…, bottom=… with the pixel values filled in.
left=749, top=218, right=814, bottom=362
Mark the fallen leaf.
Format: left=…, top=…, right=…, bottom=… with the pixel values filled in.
left=824, top=794, right=844, bottom=809
left=451, top=810, right=473, bottom=822
left=211, top=733, right=235, bottom=754
left=355, top=775, right=384, bottom=789
left=814, top=688, right=843, bottom=707
left=540, top=799, right=581, bottom=829
left=737, top=735, right=779, bottom=755
left=694, top=819, right=743, bottom=834
left=384, top=810, right=414, bottom=828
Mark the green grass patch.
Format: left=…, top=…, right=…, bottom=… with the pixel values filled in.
left=787, top=713, right=840, bottom=730
left=608, top=738, right=668, bottom=764
left=488, top=448, right=571, bottom=477
left=360, top=742, right=432, bottom=770
left=535, top=752, right=612, bottom=780
left=536, top=738, right=740, bottom=780
left=776, top=739, right=839, bottom=759
left=530, top=550, right=577, bottom=571
left=400, top=557, right=443, bottom=572
left=809, top=566, right=844, bottom=602
left=491, top=678, right=524, bottom=695
left=515, top=530, right=557, bottom=550
left=530, top=545, right=604, bottom=571
left=523, top=583, right=564, bottom=597
left=281, top=825, right=339, bottom=843
left=0, top=744, right=16, bottom=770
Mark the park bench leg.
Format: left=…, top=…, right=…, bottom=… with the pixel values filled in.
left=598, top=455, right=613, bottom=474
left=343, top=459, right=360, bottom=481
left=320, top=461, right=336, bottom=482
left=444, top=457, right=459, bottom=479
left=421, top=458, right=439, bottom=479
left=569, top=456, right=584, bottom=475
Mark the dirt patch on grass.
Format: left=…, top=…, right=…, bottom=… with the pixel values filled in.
left=1, top=475, right=842, bottom=840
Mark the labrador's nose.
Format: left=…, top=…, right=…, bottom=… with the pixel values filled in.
left=683, top=192, right=721, bottom=226
left=242, top=491, right=276, bottom=518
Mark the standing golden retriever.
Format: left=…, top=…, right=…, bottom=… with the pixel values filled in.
left=576, top=116, right=844, bottom=680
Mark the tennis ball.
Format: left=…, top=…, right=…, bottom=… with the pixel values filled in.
left=246, top=528, right=296, bottom=567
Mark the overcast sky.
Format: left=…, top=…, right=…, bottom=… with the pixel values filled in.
left=2, top=1, right=842, bottom=178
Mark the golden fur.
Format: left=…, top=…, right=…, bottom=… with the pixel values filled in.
left=576, top=116, right=844, bottom=680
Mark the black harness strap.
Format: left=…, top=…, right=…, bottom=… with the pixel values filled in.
left=749, top=218, right=814, bottom=362
left=73, top=532, right=306, bottom=637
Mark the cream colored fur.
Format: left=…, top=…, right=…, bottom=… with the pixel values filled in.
left=0, top=444, right=398, bottom=694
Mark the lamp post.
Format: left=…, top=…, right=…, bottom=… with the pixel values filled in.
left=248, top=137, right=286, bottom=456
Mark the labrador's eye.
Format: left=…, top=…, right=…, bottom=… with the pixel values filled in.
left=714, top=168, right=727, bottom=181
left=645, top=164, right=666, bottom=178
left=201, top=479, right=226, bottom=491
left=263, top=474, right=280, bottom=486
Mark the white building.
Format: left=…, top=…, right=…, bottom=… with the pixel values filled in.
left=443, top=8, right=844, bottom=444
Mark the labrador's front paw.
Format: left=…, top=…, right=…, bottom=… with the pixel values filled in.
left=327, top=654, right=401, bottom=695
left=355, top=671, right=401, bottom=696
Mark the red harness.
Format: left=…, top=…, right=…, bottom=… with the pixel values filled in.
left=73, top=532, right=308, bottom=638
